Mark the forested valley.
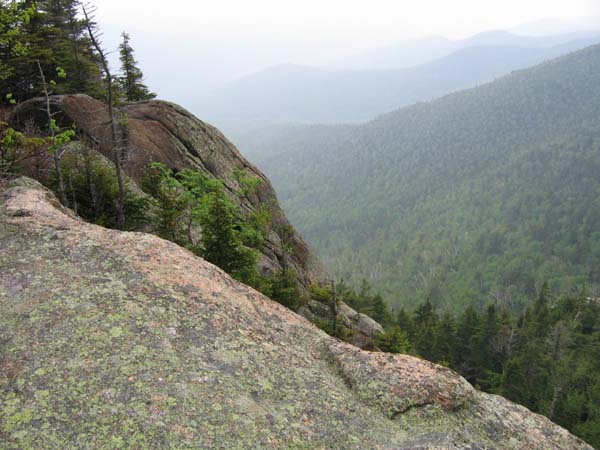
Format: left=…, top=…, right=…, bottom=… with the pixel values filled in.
left=248, top=45, right=600, bottom=313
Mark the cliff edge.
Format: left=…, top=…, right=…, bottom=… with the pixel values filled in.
left=0, top=178, right=592, bottom=449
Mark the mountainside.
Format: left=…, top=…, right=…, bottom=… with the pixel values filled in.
left=0, top=177, right=594, bottom=449
left=247, top=44, right=600, bottom=311
left=195, top=33, right=600, bottom=138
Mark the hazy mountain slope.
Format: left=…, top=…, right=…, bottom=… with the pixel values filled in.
left=249, top=44, right=600, bottom=311
left=197, top=35, right=600, bottom=140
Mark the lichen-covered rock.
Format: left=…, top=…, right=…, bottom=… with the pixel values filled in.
left=299, top=300, right=384, bottom=349
left=0, top=179, right=593, bottom=449
left=10, top=94, right=328, bottom=289
left=10, top=95, right=385, bottom=347
left=325, top=340, right=474, bottom=417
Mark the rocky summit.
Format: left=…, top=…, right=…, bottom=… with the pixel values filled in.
left=0, top=178, right=593, bottom=449
left=10, top=94, right=328, bottom=289
left=9, top=95, right=383, bottom=349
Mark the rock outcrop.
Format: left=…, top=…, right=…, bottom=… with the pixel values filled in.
left=10, top=94, right=386, bottom=349
left=299, top=299, right=384, bottom=349
left=10, top=94, right=328, bottom=289
left=0, top=178, right=593, bottom=449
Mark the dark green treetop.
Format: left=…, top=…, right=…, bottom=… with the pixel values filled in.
left=117, top=31, right=155, bottom=102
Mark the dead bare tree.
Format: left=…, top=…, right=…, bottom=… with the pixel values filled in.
left=36, top=60, right=68, bottom=205
left=330, top=279, right=338, bottom=337
left=81, top=2, right=126, bottom=229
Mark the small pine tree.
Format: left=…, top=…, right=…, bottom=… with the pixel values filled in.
left=117, top=32, right=155, bottom=101
left=200, top=188, right=257, bottom=284
left=267, top=269, right=301, bottom=311
left=374, top=326, right=412, bottom=354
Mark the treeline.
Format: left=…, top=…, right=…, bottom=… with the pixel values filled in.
left=341, top=281, right=600, bottom=448
left=0, top=0, right=154, bottom=105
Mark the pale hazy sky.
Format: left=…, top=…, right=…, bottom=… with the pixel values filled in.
left=96, top=0, right=599, bottom=40
left=91, top=0, right=600, bottom=106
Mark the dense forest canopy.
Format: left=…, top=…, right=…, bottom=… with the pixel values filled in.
left=249, top=44, right=600, bottom=312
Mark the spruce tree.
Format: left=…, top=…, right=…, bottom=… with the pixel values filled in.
left=199, top=188, right=257, bottom=284
left=117, top=32, right=155, bottom=101
left=1, top=0, right=103, bottom=103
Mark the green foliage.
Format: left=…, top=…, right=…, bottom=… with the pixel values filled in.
left=58, top=146, right=151, bottom=230
left=0, top=121, right=45, bottom=177
left=140, top=163, right=267, bottom=285
left=200, top=190, right=258, bottom=284
left=0, top=0, right=35, bottom=81
left=233, top=168, right=263, bottom=197
left=308, top=284, right=332, bottom=303
left=1, top=2, right=154, bottom=104
left=380, top=290, right=600, bottom=448
left=1, top=0, right=105, bottom=103
left=140, top=162, right=192, bottom=242
left=335, top=279, right=391, bottom=325
left=251, top=45, right=600, bottom=313
left=373, top=326, right=411, bottom=353
left=260, top=269, right=302, bottom=311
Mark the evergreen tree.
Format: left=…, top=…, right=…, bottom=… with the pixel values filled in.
left=454, top=305, right=481, bottom=381
left=432, top=311, right=457, bottom=365
left=199, top=188, right=257, bottom=284
left=396, top=307, right=414, bottom=337
left=117, top=31, right=155, bottom=101
left=412, top=299, right=439, bottom=361
left=267, top=269, right=301, bottom=311
left=1, top=0, right=103, bottom=103
left=374, top=326, right=412, bottom=354
left=41, top=0, right=103, bottom=97
left=140, top=162, right=191, bottom=242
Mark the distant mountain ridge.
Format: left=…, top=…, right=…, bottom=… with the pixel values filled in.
left=245, top=44, right=600, bottom=311
left=333, top=29, right=600, bottom=70
left=194, top=30, right=600, bottom=139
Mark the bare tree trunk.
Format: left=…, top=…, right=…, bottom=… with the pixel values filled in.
left=331, top=280, right=338, bottom=337
left=82, top=4, right=126, bottom=229
left=83, top=146, right=99, bottom=219
left=37, top=60, right=67, bottom=206
left=53, top=153, right=67, bottom=205
left=68, top=174, right=78, bottom=214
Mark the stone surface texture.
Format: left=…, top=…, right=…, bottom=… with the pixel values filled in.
left=0, top=179, right=593, bottom=449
